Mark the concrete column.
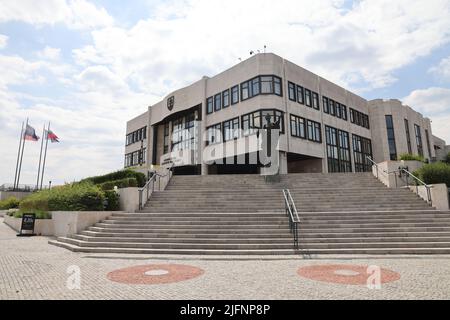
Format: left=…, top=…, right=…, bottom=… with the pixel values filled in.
left=279, top=151, right=288, bottom=174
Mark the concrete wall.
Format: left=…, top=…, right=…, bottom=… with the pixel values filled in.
left=0, top=191, right=31, bottom=201
left=372, top=160, right=424, bottom=188
left=369, top=99, right=435, bottom=163
left=118, top=187, right=139, bottom=212
left=408, top=184, right=449, bottom=211
left=433, top=135, right=449, bottom=161
left=4, top=215, right=54, bottom=236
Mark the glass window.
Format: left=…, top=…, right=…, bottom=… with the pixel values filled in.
left=223, top=117, right=239, bottom=142
left=297, top=85, right=304, bottom=104
left=307, top=120, right=321, bottom=143
left=214, top=93, right=221, bottom=111
left=207, top=123, right=222, bottom=145
left=312, top=92, right=319, bottom=110
left=241, top=81, right=249, bottom=101
left=252, top=77, right=260, bottom=96
left=290, top=115, right=306, bottom=139
left=404, top=119, right=412, bottom=154
left=385, top=115, right=397, bottom=160
left=329, top=100, right=335, bottom=116
left=207, top=97, right=213, bottom=114
left=353, top=134, right=373, bottom=172
left=342, top=105, right=348, bottom=121
left=415, top=124, right=423, bottom=157
left=326, top=126, right=351, bottom=173
left=222, top=89, right=230, bottom=108
left=231, top=85, right=239, bottom=104
left=261, top=76, right=273, bottom=94
left=335, top=102, right=342, bottom=118
left=288, top=82, right=296, bottom=101
left=323, top=97, right=329, bottom=114
left=305, top=89, right=312, bottom=107
left=163, top=122, right=170, bottom=154
left=274, top=76, right=282, bottom=96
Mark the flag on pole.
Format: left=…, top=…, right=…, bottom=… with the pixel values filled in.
left=23, top=124, right=39, bottom=141
left=46, top=130, right=59, bottom=143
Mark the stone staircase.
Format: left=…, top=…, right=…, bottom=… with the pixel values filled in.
left=49, top=173, right=450, bottom=255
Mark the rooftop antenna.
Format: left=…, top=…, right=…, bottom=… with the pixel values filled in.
left=250, top=50, right=254, bottom=55
left=264, top=45, right=267, bottom=53
left=238, top=57, right=242, bottom=61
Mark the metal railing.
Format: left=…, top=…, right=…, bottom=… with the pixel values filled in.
left=282, top=189, right=300, bottom=249
left=399, top=168, right=433, bottom=207
left=138, top=165, right=174, bottom=210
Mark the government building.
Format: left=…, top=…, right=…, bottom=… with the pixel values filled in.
left=124, top=53, right=448, bottom=175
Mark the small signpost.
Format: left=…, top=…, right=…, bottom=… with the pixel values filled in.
left=17, top=213, right=36, bottom=237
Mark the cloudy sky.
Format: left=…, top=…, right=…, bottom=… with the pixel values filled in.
left=1, top=0, right=450, bottom=185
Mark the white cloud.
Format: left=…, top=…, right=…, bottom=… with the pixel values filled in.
left=403, top=87, right=450, bottom=142
left=71, top=0, right=450, bottom=94
left=429, top=56, right=450, bottom=81
left=0, top=34, right=7, bottom=49
left=37, top=46, right=61, bottom=60
left=0, top=0, right=113, bottom=30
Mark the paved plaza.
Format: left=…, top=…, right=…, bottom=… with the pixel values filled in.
left=1, top=218, right=450, bottom=300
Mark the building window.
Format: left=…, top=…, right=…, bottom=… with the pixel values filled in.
left=326, top=126, right=351, bottom=173
left=312, top=92, right=319, bottom=110
left=385, top=115, right=397, bottom=160
left=342, top=105, right=348, bottom=121
left=350, top=108, right=370, bottom=129
left=335, top=102, right=342, bottom=118
left=404, top=119, right=412, bottom=154
left=329, top=99, right=335, bottom=116
left=222, top=89, right=230, bottom=108
left=242, top=109, right=284, bottom=137
left=415, top=124, right=423, bottom=157
left=307, top=120, right=322, bottom=143
left=125, top=148, right=146, bottom=168
left=425, top=129, right=432, bottom=159
left=163, top=122, right=170, bottom=154
left=353, top=134, right=372, bottom=172
left=273, top=76, right=282, bottom=96
left=207, top=97, right=213, bottom=114
left=297, top=85, right=304, bottom=104
left=261, top=76, right=273, bottom=94
left=323, top=97, right=329, bottom=114
left=223, top=117, right=240, bottom=142
left=290, top=114, right=306, bottom=139
left=231, top=85, right=239, bottom=104
left=288, top=82, right=296, bottom=101
left=305, top=89, right=312, bottom=107
left=207, top=123, right=222, bottom=145
left=214, top=93, right=222, bottom=111
left=251, top=77, right=260, bottom=96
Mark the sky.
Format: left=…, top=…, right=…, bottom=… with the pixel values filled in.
left=1, top=0, right=450, bottom=186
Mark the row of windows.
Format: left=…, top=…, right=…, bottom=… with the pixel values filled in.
left=124, top=148, right=146, bottom=168
left=206, top=109, right=285, bottom=145
left=323, top=96, right=348, bottom=121
left=389, top=116, right=431, bottom=160
left=288, top=82, right=320, bottom=110
left=126, top=126, right=147, bottom=146
left=290, top=115, right=322, bottom=143
left=350, top=108, right=370, bottom=129
left=206, top=75, right=282, bottom=114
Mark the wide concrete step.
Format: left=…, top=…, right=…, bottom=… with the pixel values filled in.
left=102, top=219, right=288, bottom=225
left=80, top=230, right=293, bottom=238
left=94, top=223, right=291, bottom=229
left=87, top=226, right=292, bottom=234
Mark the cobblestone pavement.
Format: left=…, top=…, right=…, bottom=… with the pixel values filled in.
left=1, top=218, right=450, bottom=300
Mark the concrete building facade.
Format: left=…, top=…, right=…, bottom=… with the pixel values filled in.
left=125, top=53, right=448, bottom=175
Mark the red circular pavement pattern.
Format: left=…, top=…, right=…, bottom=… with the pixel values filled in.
left=297, top=264, right=400, bottom=285
left=107, top=264, right=204, bottom=285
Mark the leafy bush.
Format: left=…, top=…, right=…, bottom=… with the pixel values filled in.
left=19, top=182, right=105, bottom=212
left=413, top=162, right=450, bottom=187
left=81, top=169, right=146, bottom=187
left=399, top=153, right=425, bottom=162
left=445, top=152, right=450, bottom=164
left=13, top=209, right=51, bottom=219
left=104, top=190, right=120, bottom=211
left=98, top=177, right=138, bottom=191
left=0, top=197, right=20, bottom=210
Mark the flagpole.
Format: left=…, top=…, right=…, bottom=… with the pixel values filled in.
left=16, top=118, right=28, bottom=191
left=36, top=124, right=45, bottom=190
left=40, top=122, right=50, bottom=190
left=13, top=121, right=24, bottom=190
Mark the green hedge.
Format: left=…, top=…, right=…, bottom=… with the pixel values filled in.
left=0, top=197, right=20, bottom=210
left=19, top=182, right=105, bottom=212
left=81, top=169, right=146, bottom=187
left=104, top=190, right=120, bottom=211
left=13, top=209, right=51, bottom=220
left=445, top=152, right=450, bottom=164
left=413, top=162, right=450, bottom=187
left=398, top=153, right=425, bottom=162
left=98, top=177, right=138, bottom=191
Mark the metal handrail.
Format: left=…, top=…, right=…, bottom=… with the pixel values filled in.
left=400, top=168, right=433, bottom=206
left=282, top=189, right=300, bottom=249
left=138, top=164, right=175, bottom=210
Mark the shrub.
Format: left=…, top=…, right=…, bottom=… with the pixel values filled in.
left=19, top=182, right=105, bottom=212
left=98, top=177, right=138, bottom=191
left=81, top=169, right=146, bottom=187
left=13, top=209, right=51, bottom=219
left=104, top=190, right=120, bottom=211
left=399, top=153, right=425, bottom=162
left=413, top=162, right=450, bottom=187
left=0, top=197, right=20, bottom=210
left=445, top=152, right=450, bottom=164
